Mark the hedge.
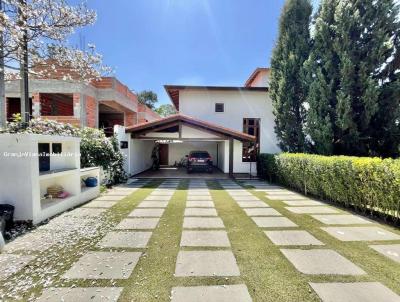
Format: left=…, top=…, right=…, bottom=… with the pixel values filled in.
left=258, top=153, right=400, bottom=221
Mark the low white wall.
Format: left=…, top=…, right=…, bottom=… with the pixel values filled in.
left=0, top=135, right=36, bottom=221
left=168, top=142, right=219, bottom=167
left=0, top=133, right=98, bottom=224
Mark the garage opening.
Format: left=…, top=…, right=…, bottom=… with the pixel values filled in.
left=125, top=114, right=256, bottom=178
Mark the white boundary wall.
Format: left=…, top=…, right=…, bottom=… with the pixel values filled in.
left=0, top=134, right=99, bottom=224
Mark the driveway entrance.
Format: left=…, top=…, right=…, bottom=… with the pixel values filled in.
left=133, top=166, right=228, bottom=179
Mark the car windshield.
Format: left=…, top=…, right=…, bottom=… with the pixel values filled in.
left=190, top=152, right=210, bottom=158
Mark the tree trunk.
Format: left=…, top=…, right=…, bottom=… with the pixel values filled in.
left=0, top=0, right=6, bottom=128
left=19, top=0, right=29, bottom=123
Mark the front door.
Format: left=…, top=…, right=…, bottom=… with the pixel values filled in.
left=159, top=144, right=169, bottom=166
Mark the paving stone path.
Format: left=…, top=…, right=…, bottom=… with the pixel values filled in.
left=31, top=179, right=152, bottom=301
left=172, top=179, right=252, bottom=301
left=235, top=179, right=400, bottom=302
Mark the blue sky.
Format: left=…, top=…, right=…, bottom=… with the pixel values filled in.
left=72, top=0, right=302, bottom=106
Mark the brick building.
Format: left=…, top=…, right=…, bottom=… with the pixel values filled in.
left=5, top=75, right=160, bottom=135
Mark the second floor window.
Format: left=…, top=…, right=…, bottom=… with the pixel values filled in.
left=242, top=118, right=260, bottom=162
left=215, top=103, right=224, bottom=113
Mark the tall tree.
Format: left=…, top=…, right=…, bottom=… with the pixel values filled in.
left=155, top=104, right=177, bottom=117
left=333, top=0, right=400, bottom=156
left=137, top=90, right=158, bottom=109
left=304, top=0, right=340, bottom=155
left=270, top=0, right=312, bottom=152
left=363, top=0, right=400, bottom=157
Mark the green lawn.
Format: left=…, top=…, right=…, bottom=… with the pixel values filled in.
left=1, top=179, right=399, bottom=301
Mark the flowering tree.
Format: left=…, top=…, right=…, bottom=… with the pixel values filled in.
left=0, top=0, right=111, bottom=126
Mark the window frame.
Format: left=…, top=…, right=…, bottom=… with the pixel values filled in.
left=215, top=103, right=224, bottom=113
left=242, top=118, right=260, bottom=163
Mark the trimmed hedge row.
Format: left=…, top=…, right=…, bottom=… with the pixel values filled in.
left=258, top=153, right=400, bottom=221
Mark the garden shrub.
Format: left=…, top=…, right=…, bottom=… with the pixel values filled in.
left=258, top=153, right=400, bottom=221
left=257, top=154, right=278, bottom=182
left=77, top=127, right=127, bottom=185
left=1, top=116, right=79, bottom=136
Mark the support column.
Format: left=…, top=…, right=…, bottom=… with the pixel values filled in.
left=95, top=99, right=99, bottom=128
left=73, top=93, right=81, bottom=120
left=79, top=94, right=87, bottom=127
left=229, top=138, right=234, bottom=178
left=31, top=93, right=40, bottom=118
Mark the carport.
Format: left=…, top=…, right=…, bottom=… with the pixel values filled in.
left=124, top=114, right=256, bottom=177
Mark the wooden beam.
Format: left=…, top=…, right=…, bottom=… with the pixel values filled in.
left=132, top=122, right=179, bottom=137
left=132, top=137, right=224, bottom=141
left=178, top=121, right=182, bottom=138
left=229, top=138, right=234, bottom=178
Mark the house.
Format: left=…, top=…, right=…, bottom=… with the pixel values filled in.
left=118, top=67, right=280, bottom=177
left=4, top=75, right=160, bottom=135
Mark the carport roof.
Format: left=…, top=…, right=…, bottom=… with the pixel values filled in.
left=125, top=114, right=256, bottom=142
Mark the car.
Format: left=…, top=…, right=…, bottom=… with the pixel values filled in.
left=186, top=151, right=213, bottom=173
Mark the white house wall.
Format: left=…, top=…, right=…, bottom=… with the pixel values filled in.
left=129, top=139, right=154, bottom=175
left=233, top=139, right=257, bottom=175
left=179, top=89, right=281, bottom=154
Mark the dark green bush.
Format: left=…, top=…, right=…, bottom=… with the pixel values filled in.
left=257, top=154, right=278, bottom=182
left=258, top=153, right=400, bottom=221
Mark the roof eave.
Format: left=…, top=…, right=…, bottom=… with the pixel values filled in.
left=125, top=114, right=256, bottom=142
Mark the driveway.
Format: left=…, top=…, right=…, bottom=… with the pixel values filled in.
left=133, top=167, right=229, bottom=179
left=1, top=178, right=400, bottom=301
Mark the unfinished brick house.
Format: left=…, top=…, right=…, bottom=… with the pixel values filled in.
left=5, top=72, right=160, bottom=135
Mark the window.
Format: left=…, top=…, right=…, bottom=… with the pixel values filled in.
left=215, top=103, right=224, bottom=113
left=38, top=143, right=50, bottom=172
left=52, top=143, right=62, bottom=154
left=242, top=118, right=260, bottom=162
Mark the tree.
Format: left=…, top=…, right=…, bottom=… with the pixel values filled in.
left=270, top=0, right=312, bottom=152
left=333, top=0, right=400, bottom=156
left=304, top=0, right=340, bottom=155
left=155, top=104, right=177, bottom=117
left=137, top=90, right=158, bottom=109
left=0, top=0, right=110, bottom=125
